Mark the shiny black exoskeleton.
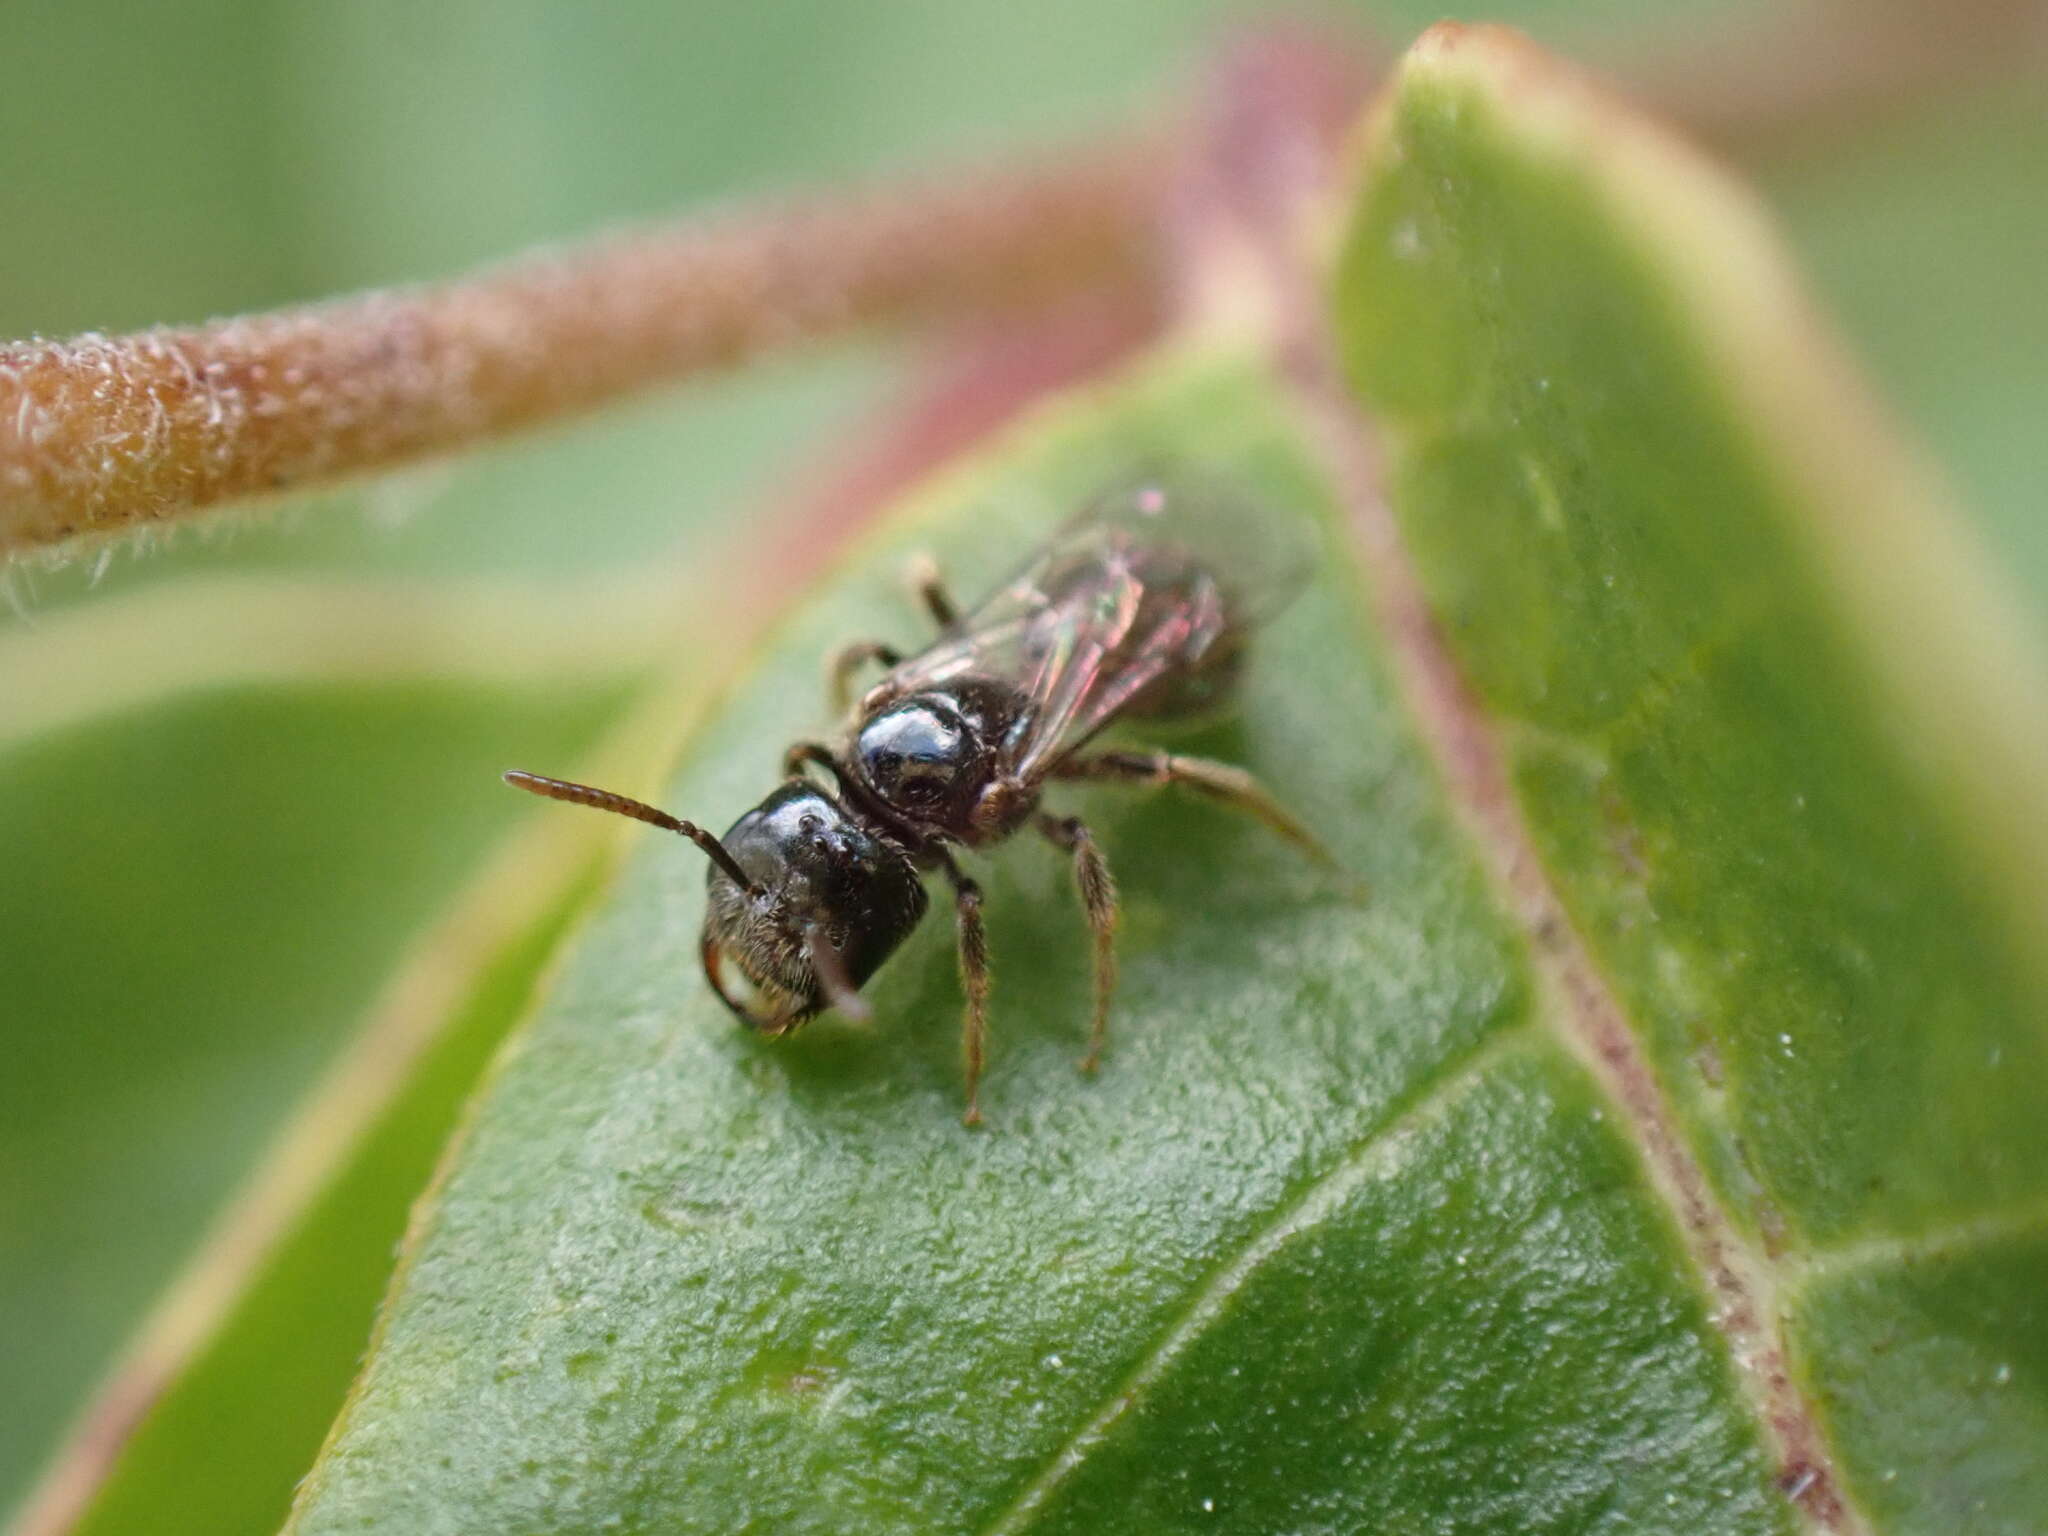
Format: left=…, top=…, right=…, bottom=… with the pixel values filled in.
left=696, top=781, right=928, bottom=1027
left=506, top=480, right=1332, bottom=1123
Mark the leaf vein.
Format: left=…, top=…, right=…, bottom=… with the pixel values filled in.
left=1787, top=1199, right=2048, bottom=1290
left=975, top=1027, right=1535, bottom=1536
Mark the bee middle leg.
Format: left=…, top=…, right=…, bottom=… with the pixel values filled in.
left=826, top=640, right=902, bottom=713
left=1037, top=814, right=1119, bottom=1075
left=936, top=851, right=991, bottom=1127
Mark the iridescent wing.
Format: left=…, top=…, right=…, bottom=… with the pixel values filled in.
left=875, top=476, right=1313, bottom=782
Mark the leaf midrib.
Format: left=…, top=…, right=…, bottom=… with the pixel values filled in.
left=1263, top=80, right=1862, bottom=1536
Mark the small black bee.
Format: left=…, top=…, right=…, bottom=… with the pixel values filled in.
left=507, top=480, right=1332, bottom=1123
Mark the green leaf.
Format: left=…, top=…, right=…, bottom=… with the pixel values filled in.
left=1757, top=80, right=2048, bottom=609
left=271, top=25, right=2048, bottom=1535
left=0, top=579, right=652, bottom=1519
left=1331, top=23, right=2048, bottom=1528
left=53, top=851, right=608, bottom=1536
left=279, top=333, right=1790, bottom=1530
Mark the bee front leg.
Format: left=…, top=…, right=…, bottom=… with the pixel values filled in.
left=1037, top=814, right=1119, bottom=1075
left=825, top=640, right=902, bottom=714
left=937, top=853, right=991, bottom=1127
left=782, top=740, right=842, bottom=785
left=906, top=552, right=961, bottom=631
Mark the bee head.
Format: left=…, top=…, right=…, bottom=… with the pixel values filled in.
left=698, top=782, right=927, bottom=1032
left=502, top=770, right=925, bottom=1033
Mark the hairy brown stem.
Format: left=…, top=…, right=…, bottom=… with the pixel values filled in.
left=3, top=2, right=2040, bottom=567
left=0, top=139, right=1165, bottom=562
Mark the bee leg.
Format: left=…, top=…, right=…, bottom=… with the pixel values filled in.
left=938, top=854, right=992, bottom=1127
left=826, top=640, right=902, bottom=713
left=1038, top=814, right=1119, bottom=1075
left=1058, top=750, right=1353, bottom=885
left=906, top=552, right=961, bottom=631
left=782, top=740, right=842, bottom=784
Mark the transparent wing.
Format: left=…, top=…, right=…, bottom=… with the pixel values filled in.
left=877, top=474, right=1313, bottom=780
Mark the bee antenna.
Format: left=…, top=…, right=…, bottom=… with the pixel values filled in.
left=803, top=923, right=873, bottom=1023
left=503, top=770, right=756, bottom=892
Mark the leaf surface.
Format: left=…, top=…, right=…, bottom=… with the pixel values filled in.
left=0, top=580, right=650, bottom=1524
left=1332, top=25, right=2048, bottom=1529
left=284, top=344, right=1796, bottom=1533
left=133, top=24, right=2048, bottom=1536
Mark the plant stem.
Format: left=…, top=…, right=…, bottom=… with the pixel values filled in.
left=0, top=140, right=1164, bottom=563
left=2, top=1, right=2039, bottom=567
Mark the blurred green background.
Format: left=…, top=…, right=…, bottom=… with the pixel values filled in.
left=2, top=0, right=2043, bottom=1516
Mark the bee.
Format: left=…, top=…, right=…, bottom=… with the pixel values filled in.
left=506, top=479, right=1334, bottom=1123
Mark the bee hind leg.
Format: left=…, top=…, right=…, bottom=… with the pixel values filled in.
left=1057, top=750, right=1361, bottom=897
left=1038, top=814, right=1119, bottom=1076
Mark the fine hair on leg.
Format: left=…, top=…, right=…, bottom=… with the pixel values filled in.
left=1039, top=813, right=1119, bottom=1074
left=938, top=852, right=991, bottom=1126
left=1056, top=748, right=1355, bottom=887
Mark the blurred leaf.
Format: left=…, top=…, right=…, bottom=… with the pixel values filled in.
left=0, top=581, right=649, bottom=1509
left=40, top=799, right=627, bottom=1536
left=1756, top=80, right=2048, bottom=614
left=53, top=860, right=605, bottom=1536
left=268, top=26, right=2048, bottom=1534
